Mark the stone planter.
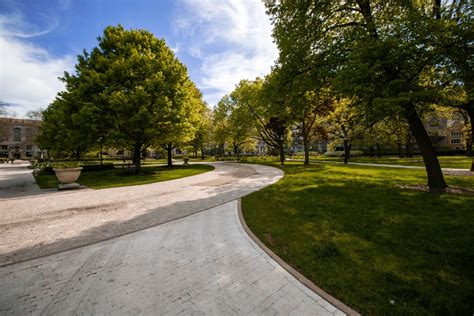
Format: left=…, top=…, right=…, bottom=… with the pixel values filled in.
left=53, top=167, right=83, bottom=190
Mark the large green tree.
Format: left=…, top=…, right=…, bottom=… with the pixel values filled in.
left=432, top=2, right=473, bottom=169
left=158, top=81, right=206, bottom=167
left=38, top=91, right=96, bottom=159
left=40, top=25, right=202, bottom=172
left=267, top=1, right=469, bottom=190
left=241, top=77, right=291, bottom=165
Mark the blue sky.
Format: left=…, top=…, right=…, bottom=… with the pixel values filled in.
left=0, top=0, right=277, bottom=117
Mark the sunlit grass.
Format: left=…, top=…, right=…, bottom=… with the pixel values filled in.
left=310, top=155, right=473, bottom=169
left=35, top=164, right=214, bottom=189
left=242, top=162, right=474, bottom=315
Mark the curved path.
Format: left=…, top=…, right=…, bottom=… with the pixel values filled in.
left=0, top=162, right=347, bottom=315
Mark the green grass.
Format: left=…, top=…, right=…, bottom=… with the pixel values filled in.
left=309, top=155, right=473, bottom=169
left=35, top=164, right=214, bottom=189
left=188, top=157, right=217, bottom=162
left=242, top=162, right=474, bottom=315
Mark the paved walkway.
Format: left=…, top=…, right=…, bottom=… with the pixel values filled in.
left=0, top=162, right=42, bottom=199
left=0, top=162, right=346, bottom=315
left=308, top=159, right=470, bottom=171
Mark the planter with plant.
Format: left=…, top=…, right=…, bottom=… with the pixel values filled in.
left=53, top=162, right=83, bottom=190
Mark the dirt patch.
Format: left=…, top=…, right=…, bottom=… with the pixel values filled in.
left=396, top=184, right=474, bottom=195
left=264, top=233, right=276, bottom=246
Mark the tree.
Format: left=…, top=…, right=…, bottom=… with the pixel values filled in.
left=42, top=25, right=202, bottom=173
left=26, top=109, right=43, bottom=120
left=432, top=2, right=473, bottom=170
left=249, top=76, right=291, bottom=165
left=292, top=88, right=333, bottom=165
left=267, top=1, right=452, bottom=190
left=212, top=96, right=232, bottom=158
left=325, top=99, right=365, bottom=164
left=37, top=92, right=94, bottom=159
left=189, top=106, right=212, bottom=159
left=158, top=81, right=206, bottom=167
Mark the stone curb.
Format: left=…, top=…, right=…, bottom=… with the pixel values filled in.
left=237, top=199, right=361, bottom=316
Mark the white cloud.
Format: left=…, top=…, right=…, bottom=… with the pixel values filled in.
left=176, top=0, right=278, bottom=107
left=0, top=14, right=74, bottom=117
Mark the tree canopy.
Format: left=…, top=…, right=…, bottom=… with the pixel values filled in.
left=38, top=25, right=205, bottom=172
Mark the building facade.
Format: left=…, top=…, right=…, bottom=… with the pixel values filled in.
left=425, top=115, right=466, bottom=150
left=0, top=118, right=45, bottom=160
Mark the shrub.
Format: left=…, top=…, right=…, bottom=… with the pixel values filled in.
left=240, top=156, right=277, bottom=163
left=81, top=163, right=115, bottom=172
left=324, top=150, right=363, bottom=157
left=324, top=151, right=344, bottom=157
left=350, top=150, right=364, bottom=157
left=52, top=162, right=81, bottom=169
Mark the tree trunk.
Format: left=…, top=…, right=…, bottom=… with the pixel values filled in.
left=405, top=106, right=447, bottom=191
left=200, top=144, right=205, bottom=160
left=233, top=143, right=238, bottom=156
left=279, top=145, right=285, bottom=166
left=167, top=145, right=173, bottom=167
left=343, top=139, right=351, bottom=164
left=405, top=132, right=414, bottom=158
left=132, top=143, right=141, bottom=175
left=369, top=145, right=374, bottom=157
left=100, top=141, right=103, bottom=165
left=376, top=143, right=382, bottom=158
left=397, top=139, right=403, bottom=158
left=302, top=130, right=310, bottom=165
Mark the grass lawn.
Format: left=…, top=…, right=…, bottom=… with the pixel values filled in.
left=242, top=162, right=474, bottom=315
left=310, top=155, right=473, bottom=169
left=35, top=164, right=214, bottom=189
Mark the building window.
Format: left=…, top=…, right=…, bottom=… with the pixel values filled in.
left=13, top=127, right=21, bottom=142
left=26, top=145, right=33, bottom=151
left=451, top=139, right=461, bottom=144
left=1, top=145, right=7, bottom=150
left=451, top=131, right=463, bottom=137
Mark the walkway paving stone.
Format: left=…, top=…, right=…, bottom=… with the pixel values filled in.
left=0, top=163, right=281, bottom=266
left=0, top=162, right=42, bottom=199
left=0, top=201, right=344, bottom=315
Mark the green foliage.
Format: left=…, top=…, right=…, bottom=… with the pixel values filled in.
left=323, top=150, right=363, bottom=157
left=52, top=161, right=82, bottom=169
left=38, top=25, right=205, bottom=172
left=265, top=0, right=474, bottom=187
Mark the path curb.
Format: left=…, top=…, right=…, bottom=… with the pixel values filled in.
left=237, top=199, right=361, bottom=316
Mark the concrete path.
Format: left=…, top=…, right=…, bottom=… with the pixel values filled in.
left=0, top=201, right=343, bottom=315
left=0, top=162, right=347, bottom=315
left=0, top=162, right=41, bottom=199
left=286, top=158, right=471, bottom=172
left=0, top=163, right=281, bottom=266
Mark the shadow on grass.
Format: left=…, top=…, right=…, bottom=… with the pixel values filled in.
left=242, top=163, right=474, bottom=315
